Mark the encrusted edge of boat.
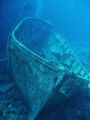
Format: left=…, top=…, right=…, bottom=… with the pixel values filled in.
left=10, top=17, right=90, bottom=81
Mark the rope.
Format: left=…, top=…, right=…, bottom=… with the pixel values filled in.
left=10, top=0, right=28, bottom=36
left=7, top=0, right=28, bottom=69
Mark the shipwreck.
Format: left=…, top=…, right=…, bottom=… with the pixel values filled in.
left=7, top=17, right=90, bottom=120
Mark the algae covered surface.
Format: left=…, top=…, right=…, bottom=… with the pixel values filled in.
left=0, top=80, right=90, bottom=120
left=0, top=47, right=90, bottom=120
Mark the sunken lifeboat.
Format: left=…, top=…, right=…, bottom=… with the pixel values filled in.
left=7, top=17, right=90, bottom=120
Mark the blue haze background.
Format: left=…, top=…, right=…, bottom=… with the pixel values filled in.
left=39, top=0, right=90, bottom=47
left=0, top=1, right=90, bottom=119
left=0, top=0, right=90, bottom=58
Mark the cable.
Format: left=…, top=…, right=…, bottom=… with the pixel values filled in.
left=7, top=0, right=28, bottom=69
left=10, top=0, right=28, bottom=36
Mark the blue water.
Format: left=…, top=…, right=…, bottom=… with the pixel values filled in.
left=0, top=0, right=90, bottom=55
left=0, top=0, right=90, bottom=120
left=39, top=0, right=90, bottom=47
left=0, top=0, right=38, bottom=56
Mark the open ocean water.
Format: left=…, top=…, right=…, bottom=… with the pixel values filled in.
left=0, top=0, right=90, bottom=120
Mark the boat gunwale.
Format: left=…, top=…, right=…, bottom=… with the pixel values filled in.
left=10, top=17, right=90, bottom=81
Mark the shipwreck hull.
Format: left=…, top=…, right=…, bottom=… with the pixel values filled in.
left=7, top=17, right=90, bottom=120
